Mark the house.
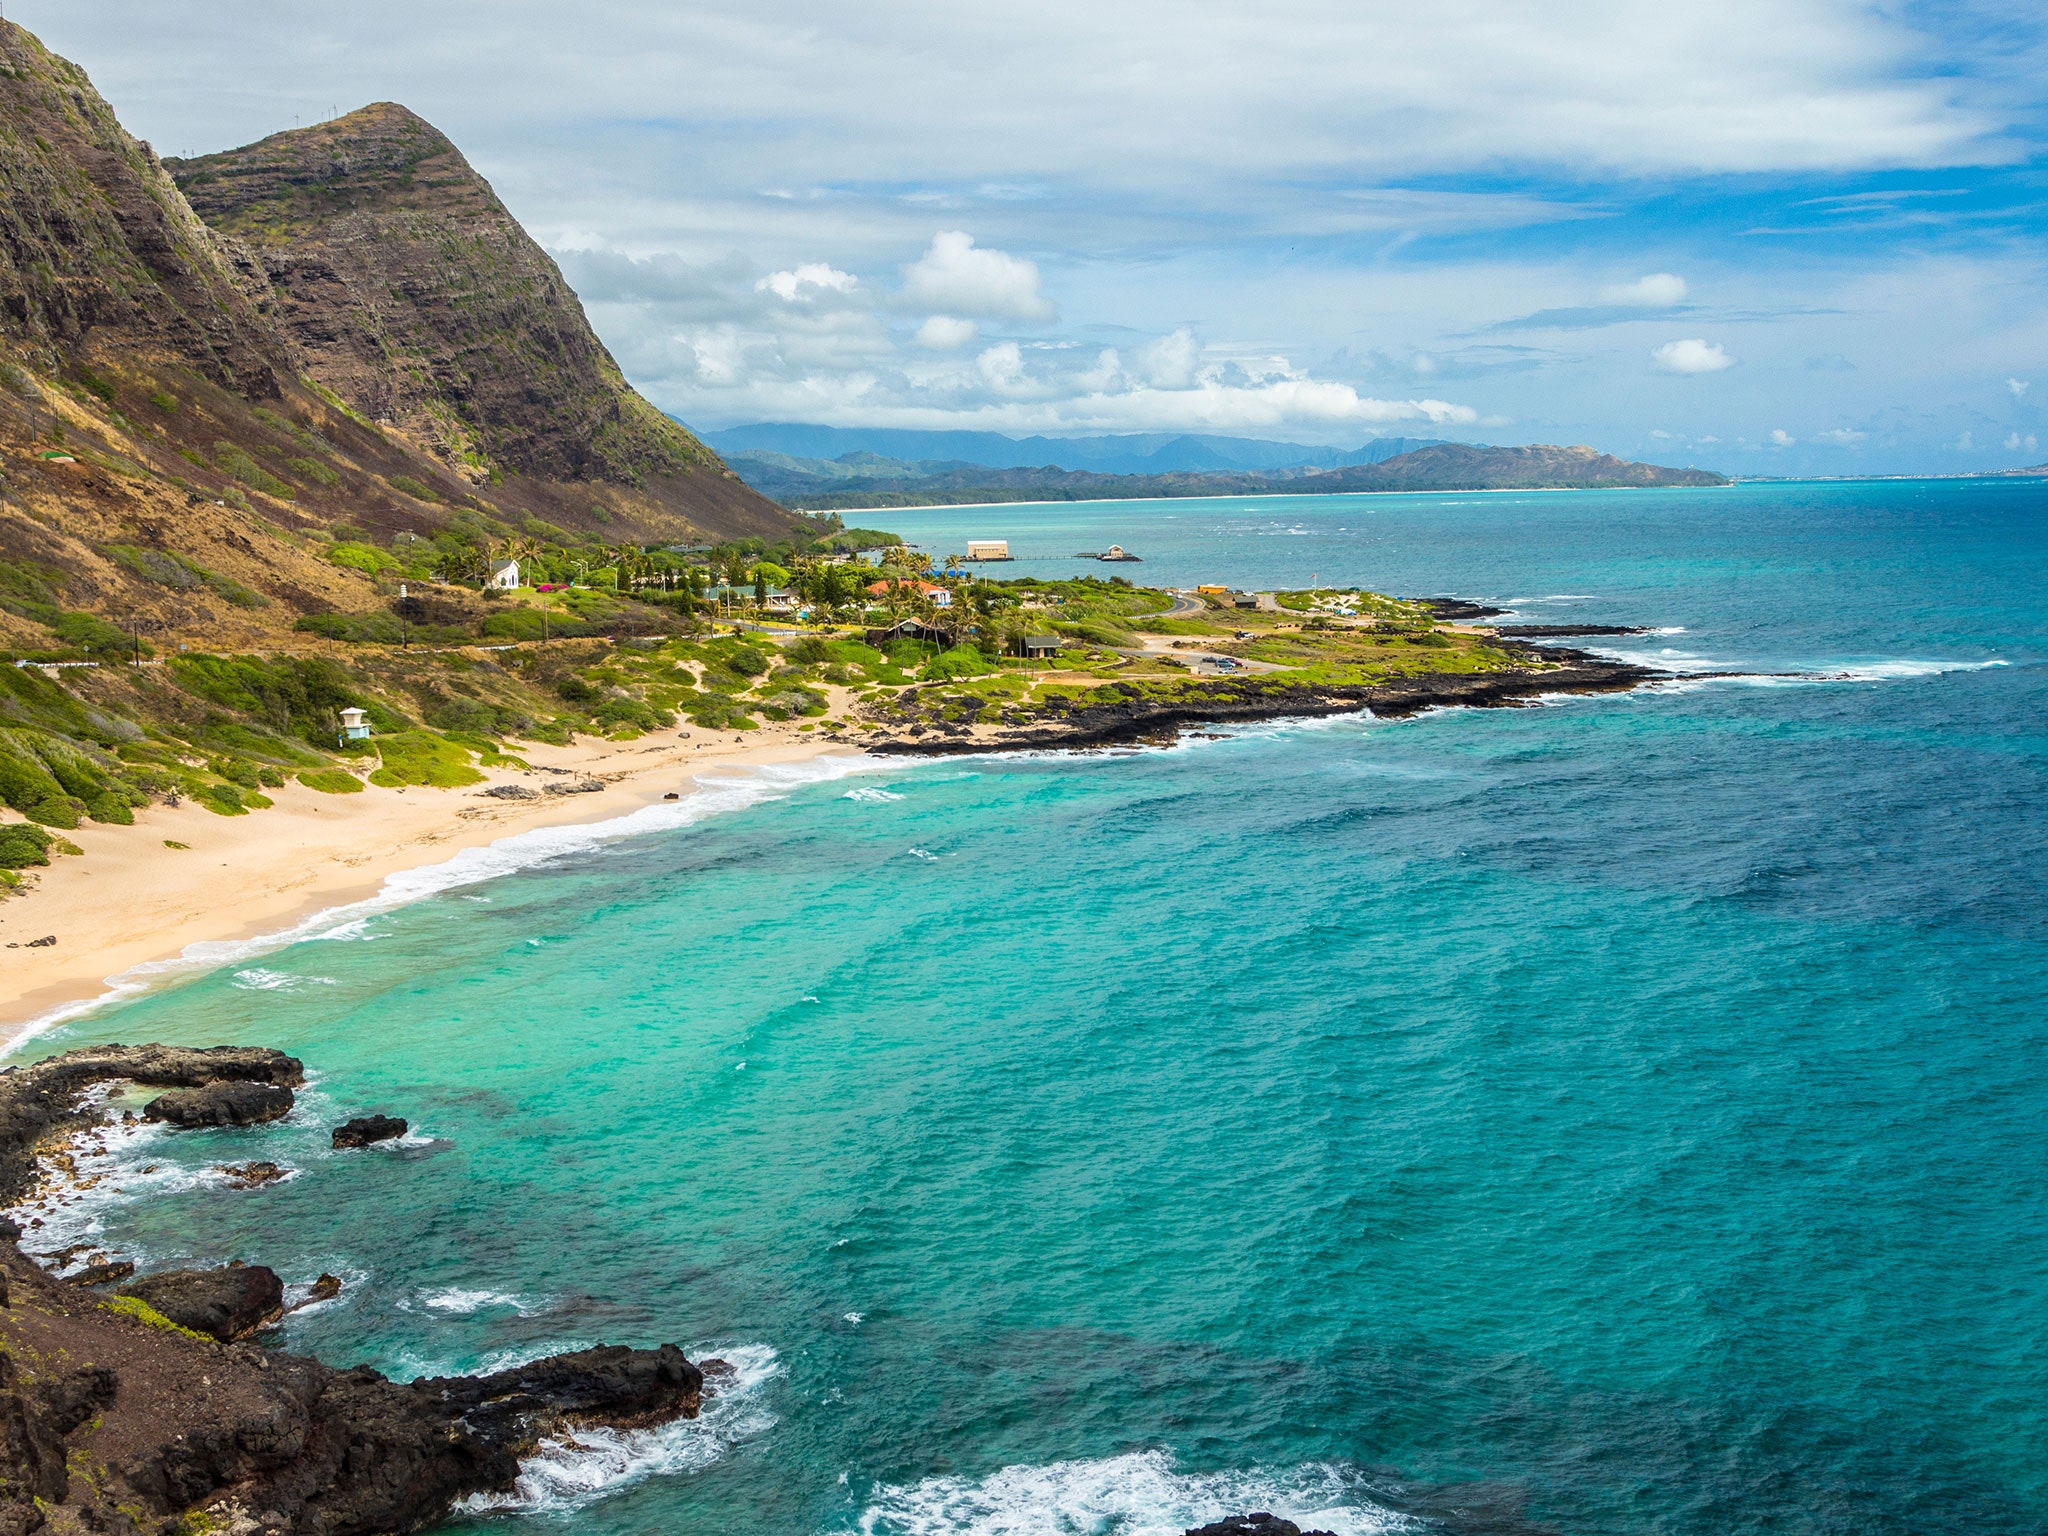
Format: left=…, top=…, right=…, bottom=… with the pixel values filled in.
left=1017, top=633, right=1062, bottom=660
left=1233, top=591, right=1260, bottom=609
left=864, top=617, right=956, bottom=648
left=338, top=707, right=371, bottom=741
left=965, top=540, right=1011, bottom=561
left=487, top=557, right=520, bottom=590
left=865, top=579, right=953, bottom=608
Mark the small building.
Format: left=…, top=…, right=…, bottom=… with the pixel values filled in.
left=339, top=707, right=370, bottom=741
left=865, top=579, right=953, bottom=608
left=487, top=557, right=520, bottom=590
left=1233, top=591, right=1260, bottom=609
left=865, top=617, right=956, bottom=648
left=1017, top=633, right=1062, bottom=660
left=965, top=540, right=1011, bottom=561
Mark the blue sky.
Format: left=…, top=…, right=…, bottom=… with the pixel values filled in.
left=19, top=0, right=2048, bottom=473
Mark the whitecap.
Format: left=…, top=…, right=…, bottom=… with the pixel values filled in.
left=856, top=1448, right=1411, bottom=1536
left=844, top=786, right=906, bottom=803
left=908, top=848, right=940, bottom=862
left=456, top=1344, right=781, bottom=1515
left=418, top=1286, right=539, bottom=1316
left=231, top=969, right=337, bottom=992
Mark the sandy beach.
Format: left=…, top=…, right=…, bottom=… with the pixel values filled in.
left=0, top=723, right=861, bottom=1046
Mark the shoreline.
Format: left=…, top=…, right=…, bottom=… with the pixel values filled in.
left=0, top=647, right=1656, bottom=1049
left=0, top=723, right=864, bottom=1049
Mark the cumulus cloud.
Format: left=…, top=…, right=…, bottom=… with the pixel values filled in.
left=757, top=263, right=857, bottom=301
left=1816, top=427, right=1867, bottom=445
left=1770, top=428, right=1796, bottom=446
left=2010, top=378, right=2031, bottom=397
left=1600, top=273, right=1688, bottom=306
left=902, top=232, right=1055, bottom=323
left=913, top=315, right=980, bottom=350
left=2006, top=431, right=2039, bottom=452
left=1652, top=338, right=1738, bottom=374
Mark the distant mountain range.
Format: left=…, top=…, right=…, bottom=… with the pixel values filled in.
left=703, top=425, right=1447, bottom=477
left=715, top=437, right=1730, bottom=509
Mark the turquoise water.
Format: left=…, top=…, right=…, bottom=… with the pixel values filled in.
left=17, top=483, right=2048, bottom=1534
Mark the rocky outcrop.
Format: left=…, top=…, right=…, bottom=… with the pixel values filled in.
left=1185, top=1519, right=1335, bottom=1536
left=0, top=1044, right=303, bottom=1205
left=0, top=1045, right=711, bottom=1536
left=118, top=1264, right=285, bottom=1341
left=0, top=1244, right=705, bottom=1536
left=330, top=1115, right=406, bottom=1149
left=868, top=653, right=1657, bottom=757
left=143, top=1080, right=295, bottom=1128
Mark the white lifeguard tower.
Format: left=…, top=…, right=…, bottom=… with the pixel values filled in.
left=339, top=707, right=370, bottom=742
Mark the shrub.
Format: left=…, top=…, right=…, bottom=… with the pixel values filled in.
left=297, top=769, right=363, bottom=794
left=388, top=475, right=440, bottom=503
left=102, top=1295, right=211, bottom=1340
left=0, top=824, right=52, bottom=869
left=201, top=782, right=248, bottom=815
left=325, top=541, right=403, bottom=577
left=368, top=731, right=483, bottom=789
left=49, top=611, right=135, bottom=653
left=148, top=390, right=178, bottom=413
left=286, top=456, right=340, bottom=488
left=213, top=442, right=293, bottom=499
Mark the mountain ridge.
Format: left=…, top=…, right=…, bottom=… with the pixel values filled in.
left=703, top=424, right=1448, bottom=475
left=724, top=439, right=1729, bottom=509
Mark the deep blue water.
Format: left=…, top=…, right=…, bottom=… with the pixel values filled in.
left=16, top=482, right=2047, bottom=1535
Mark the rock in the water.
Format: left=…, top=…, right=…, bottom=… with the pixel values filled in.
left=217, top=1161, right=288, bottom=1188
left=143, top=1080, right=294, bottom=1127
left=118, top=1263, right=285, bottom=1340
left=331, top=1114, right=408, bottom=1149
left=305, top=1273, right=343, bottom=1304
left=1186, top=1519, right=1335, bottom=1536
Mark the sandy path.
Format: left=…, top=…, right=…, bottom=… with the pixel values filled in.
left=0, top=723, right=864, bottom=1044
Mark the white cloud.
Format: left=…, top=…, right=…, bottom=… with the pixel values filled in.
left=2010, top=378, right=2032, bottom=397
left=1770, top=428, right=1796, bottom=446
left=1134, top=327, right=1201, bottom=389
left=913, top=315, right=979, bottom=350
left=757, top=262, right=857, bottom=301
left=1955, top=431, right=1977, bottom=450
left=1601, top=273, right=1688, bottom=306
left=1817, top=428, right=1866, bottom=445
left=2005, top=431, right=2039, bottom=452
left=1652, top=339, right=1738, bottom=374
left=902, top=231, right=1055, bottom=323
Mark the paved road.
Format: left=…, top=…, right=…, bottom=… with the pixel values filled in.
left=1164, top=589, right=1205, bottom=617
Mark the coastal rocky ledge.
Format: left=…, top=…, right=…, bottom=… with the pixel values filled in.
left=865, top=650, right=1655, bottom=756
left=0, top=1045, right=711, bottom=1536
left=1185, top=1520, right=1335, bottom=1536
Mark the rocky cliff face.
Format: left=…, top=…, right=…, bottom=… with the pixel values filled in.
left=167, top=105, right=785, bottom=536
left=0, top=17, right=793, bottom=633
left=0, top=23, right=288, bottom=398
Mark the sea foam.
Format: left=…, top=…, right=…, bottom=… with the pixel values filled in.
left=454, top=1343, right=782, bottom=1515
left=856, top=1449, right=1412, bottom=1536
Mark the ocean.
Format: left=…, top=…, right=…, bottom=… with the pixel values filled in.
left=15, top=480, right=2047, bottom=1535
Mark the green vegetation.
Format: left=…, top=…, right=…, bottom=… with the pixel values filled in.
left=297, top=768, right=364, bottom=794
left=213, top=441, right=293, bottom=500
left=387, top=474, right=441, bottom=503
left=0, top=823, right=53, bottom=869
left=368, top=730, right=485, bottom=788
left=104, top=545, right=266, bottom=608
left=101, top=1295, right=211, bottom=1340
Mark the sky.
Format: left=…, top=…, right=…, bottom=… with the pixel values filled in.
left=17, top=0, right=2048, bottom=474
